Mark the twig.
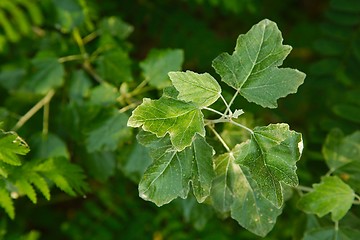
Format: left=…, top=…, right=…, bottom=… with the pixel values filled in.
left=12, top=90, right=55, bottom=131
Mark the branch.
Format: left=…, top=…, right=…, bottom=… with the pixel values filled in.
left=12, top=89, right=55, bottom=131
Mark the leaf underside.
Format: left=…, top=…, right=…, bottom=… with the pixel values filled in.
left=137, top=131, right=214, bottom=206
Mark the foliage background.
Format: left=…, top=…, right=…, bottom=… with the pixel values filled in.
left=0, top=0, right=359, bottom=239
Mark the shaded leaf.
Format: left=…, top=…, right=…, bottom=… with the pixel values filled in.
left=96, top=49, right=133, bottom=84
left=137, top=132, right=214, bottom=206
left=212, top=19, right=305, bottom=108
left=323, top=129, right=360, bottom=171
left=140, top=49, right=184, bottom=89
left=29, top=132, right=70, bottom=159
left=86, top=152, right=116, bottom=182
left=86, top=112, right=132, bottom=152
left=297, top=176, right=355, bottom=221
left=89, top=82, right=120, bottom=106
left=304, top=227, right=360, bottom=240
left=128, top=96, right=204, bottom=151
left=169, top=70, right=221, bottom=108
left=121, top=141, right=152, bottom=182
left=235, top=123, right=303, bottom=207
left=99, top=16, right=134, bottom=40
left=25, top=57, right=64, bottom=94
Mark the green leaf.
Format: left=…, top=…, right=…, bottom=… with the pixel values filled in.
left=86, top=112, right=132, bottom=152
left=16, top=178, right=37, bottom=203
left=68, top=70, right=92, bottom=102
left=212, top=19, right=305, bottom=108
left=34, top=157, right=89, bottom=196
left=169, top=71, right=221, bottom=108
left=210, top=145, right=282, bottom=237
left=52, top=0, right=85, bottom=33
left=99, top=16, right=134, bottom=40
left=297, top=176, right=355, bottom=222
left=137, top=132, right=214, bottom=206
left=121, top=141, right=152, bottom=182
left=89, top=82, right=120, bottom=106
left=322, top=129, right=360, bottom=171
left=0, top=130, right=29, bottom=166
left=86, top=152, right=116, bottom=182
left=304, top=226, right=360, bottom=240
left=140, top=49, right=184, bottom=89
left=29, top=133, right=70, bottom=159
left=128, top=96, right=205, bottom=151
left=96, top=49, right=133, bottom=84
left=332, top=104, right=360, bottom=124
left=25, top=57, right=65, bottom=94
left=235, top=123, right=303, bottom=207
left=0, top=185, right=14, bottom=219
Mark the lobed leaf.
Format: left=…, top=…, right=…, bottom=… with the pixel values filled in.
left=128, top=96, right=205, bottom=151
left=235, top=123, right=303, bottom=207
left=137, top=132, right=214, bottom=206
left=212, top=19, right=305, bottom=108
left=210, top=145, right=282, bottom=237
left=169, top=70, right=221, bottom=108
left=297, top=176, right=355, bottom=222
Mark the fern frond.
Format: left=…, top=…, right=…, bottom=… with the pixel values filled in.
left=0, top=130, right=29, bottom=166
left=34, top=157, right=89, bottom=196
left=0, top=182, right=14, bottom=219
left=0, top=0, right=44, bottom=43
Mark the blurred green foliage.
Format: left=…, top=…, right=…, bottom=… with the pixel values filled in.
left=0, top=0, right=359, bottom=239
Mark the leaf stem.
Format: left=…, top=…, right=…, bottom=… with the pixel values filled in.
left=12, top=89, right=55, bottom=131
left=225, top=89, right=240, bottom=115
left=58, top=54, right=85, bottom=63
left=118, top=101, right=141, bottom=113
left=334, top=221, right=339, bottom=232
left=354, top=194, right=360, bottom=205
left=207, top=124, right=230, bottom=152
left=42, top=100, right=50, bottom=137
left=220, top=94, right=232, bottom=115
left=295, top=185, right=313, bottom=193
left=205, top=118, right=254, bottom=134
left=203, top=107, right=226, bottom=117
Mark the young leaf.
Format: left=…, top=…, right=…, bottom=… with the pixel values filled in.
left=235, top=123, right=303, bottom=207
left=137, top=132, right=214, bottom=206
left=0, top=130, right=29, bottom=166
left=297, top=176, right=355, bottom=222
left=128, top=96, right=205, bottom=151
left=140, top=49, right=184, bottom=89
left=212, top=19, right=305, bottom=108
left=210, top=145, right=282, bottom=237
left=322, top=129, right=360, bottom=171
left=168, top=71, right=221, bottom=107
